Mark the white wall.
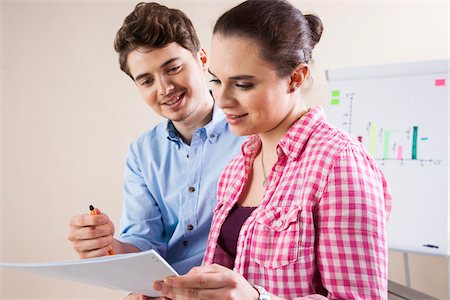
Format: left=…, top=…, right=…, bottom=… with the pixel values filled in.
left=0, top=1, right=448, bottom=299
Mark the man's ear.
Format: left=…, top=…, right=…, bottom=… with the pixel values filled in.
left=199, top=48, right=207, bottom=66
left=289, top=64, right=309, bottom=92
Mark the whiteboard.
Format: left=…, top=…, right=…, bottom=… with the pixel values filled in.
left=324, top=59, right=450, bottom=257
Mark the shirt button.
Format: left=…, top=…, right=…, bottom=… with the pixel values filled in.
left=188, top=186, right=195, bottom=193
left=186, top=154, right=189, bottom=159
left=275, top=220, right=283, bottom=227
left=187, top=224, right=194, bottom=231
left=182, top=240, right=189, bottom=247
left=275, top=165, right=281, bottom=171
left=210, top=133, right=216, bottom=138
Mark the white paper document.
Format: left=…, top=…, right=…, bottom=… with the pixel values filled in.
left=0, top=249, right=178, bottom=296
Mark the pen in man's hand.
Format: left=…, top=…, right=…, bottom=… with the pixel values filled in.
left=89, top=205, right=116, bottom=255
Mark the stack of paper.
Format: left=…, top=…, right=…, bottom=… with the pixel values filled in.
left=0, top=249, right=178, bottom=296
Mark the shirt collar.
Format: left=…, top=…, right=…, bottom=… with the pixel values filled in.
left=241, top=106, right=326, bottom=159
left=165, top=120, right=180, bottom=143
left=203, top=104, right=227, bottom=143
left=165, top=104, right=228, bottom=144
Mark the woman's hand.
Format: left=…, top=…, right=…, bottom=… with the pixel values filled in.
left=124, top=293, right=169, bottom=300
left=153, top=264, right=259, bottom=300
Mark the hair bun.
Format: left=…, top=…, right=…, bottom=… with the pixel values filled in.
left=305, top=14, right=323, bottom=46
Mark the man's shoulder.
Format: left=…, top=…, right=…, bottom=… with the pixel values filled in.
left=140, top=121, right=168, bottom=140
left=130, top=121, right=169, bottom=151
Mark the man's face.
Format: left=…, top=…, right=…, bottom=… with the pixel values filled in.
left=127, top=43, right=209, bottom=126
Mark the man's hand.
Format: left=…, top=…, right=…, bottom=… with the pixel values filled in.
left=67, top=209, right=115, bottom=258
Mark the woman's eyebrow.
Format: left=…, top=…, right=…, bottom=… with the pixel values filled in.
left=208, top=69, right=255, bottom=80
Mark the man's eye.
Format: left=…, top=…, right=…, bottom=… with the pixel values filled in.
left=167, top=65, right=182, bottom=75
left=140, top=79, right=153, bottom=86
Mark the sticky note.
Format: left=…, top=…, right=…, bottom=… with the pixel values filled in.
left=435, top=79, right=446, bottom=86
left=331, top=98, right=340, bottom=105
left=331, top=90, right=340, bottom=97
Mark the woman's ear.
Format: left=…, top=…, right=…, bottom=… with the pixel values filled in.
left=289, top=64, right=309, bottom=92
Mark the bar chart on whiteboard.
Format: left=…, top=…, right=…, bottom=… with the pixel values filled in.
left=324, top=60, right=449, bottom=257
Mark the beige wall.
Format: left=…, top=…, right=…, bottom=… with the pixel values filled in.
left=0, top=0, right=448, bottom=299
left=0, top=0, right=4, bottom=296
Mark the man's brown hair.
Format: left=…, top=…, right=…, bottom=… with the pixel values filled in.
left=114, top=2, right=200, bottom=78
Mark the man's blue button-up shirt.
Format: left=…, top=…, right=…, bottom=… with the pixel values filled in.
left=119, top=106, right=245, bottom=274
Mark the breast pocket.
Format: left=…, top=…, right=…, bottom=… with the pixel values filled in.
left=250, top=206, right=302, bottom=269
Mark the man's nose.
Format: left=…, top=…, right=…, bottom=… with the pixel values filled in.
left=157, top=75, right=174, bottom=96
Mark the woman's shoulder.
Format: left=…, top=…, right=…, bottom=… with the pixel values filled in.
left=312, top=121, right=362, bottom=152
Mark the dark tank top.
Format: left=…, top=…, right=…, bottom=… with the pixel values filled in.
left=217, top=204, right=256, bottom=260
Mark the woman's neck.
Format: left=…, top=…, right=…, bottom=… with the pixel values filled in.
left=259, top=98, right=308, bottom=151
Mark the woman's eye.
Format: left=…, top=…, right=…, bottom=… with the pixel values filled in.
left=167, top=65, right=182, bottom=75
left=236, top=82, right=254, bottom=90
left=209, top=79, right=221, bottom=85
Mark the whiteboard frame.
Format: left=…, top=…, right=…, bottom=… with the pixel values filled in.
left=326, top=59, right=449, bottom=81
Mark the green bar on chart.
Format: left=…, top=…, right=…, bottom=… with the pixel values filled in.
left=331, top=98, right=340, bottom=105
left=412, top=126, right=418, bottom=160
left=369, top=122, right=377, bottom=156
left=383, top=130, right=390, bottom=159
left=331, top=90, right=340, bottom=97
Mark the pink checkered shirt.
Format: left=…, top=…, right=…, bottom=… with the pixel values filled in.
left=202, top=106, right=392, bottom=299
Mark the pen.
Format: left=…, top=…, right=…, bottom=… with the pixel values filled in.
left=422, top=244, right=439, bottom=249
left=89, top=205, right=115, bottom=255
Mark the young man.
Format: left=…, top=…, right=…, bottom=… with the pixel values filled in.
left=67, top=2, right=244, bottom=276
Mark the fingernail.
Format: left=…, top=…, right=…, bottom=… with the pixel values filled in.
left=153, top=281, right=162, bottom=290
left=162, top=284, right=172, bottom=295
left=164, top=278, right=173, bottom=286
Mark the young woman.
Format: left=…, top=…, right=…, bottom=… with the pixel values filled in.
left=154, top=0, right=392, bottom=299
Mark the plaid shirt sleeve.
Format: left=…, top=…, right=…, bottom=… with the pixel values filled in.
left=315, top=142, right=392, bottom=299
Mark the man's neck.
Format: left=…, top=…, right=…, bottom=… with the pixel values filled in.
left=174, top=101, right=214, bottom=145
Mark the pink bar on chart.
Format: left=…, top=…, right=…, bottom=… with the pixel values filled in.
left=397, top=145, right=403, bottom=160
left=435, top=79, right=446, bottom=86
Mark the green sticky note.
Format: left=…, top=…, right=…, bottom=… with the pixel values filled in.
left=331, top=90, right=340, bottom=97
left=331, top=98, right=340, bottom=105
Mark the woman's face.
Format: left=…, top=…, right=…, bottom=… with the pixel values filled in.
left=209, top=34, right=299, bottom=137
